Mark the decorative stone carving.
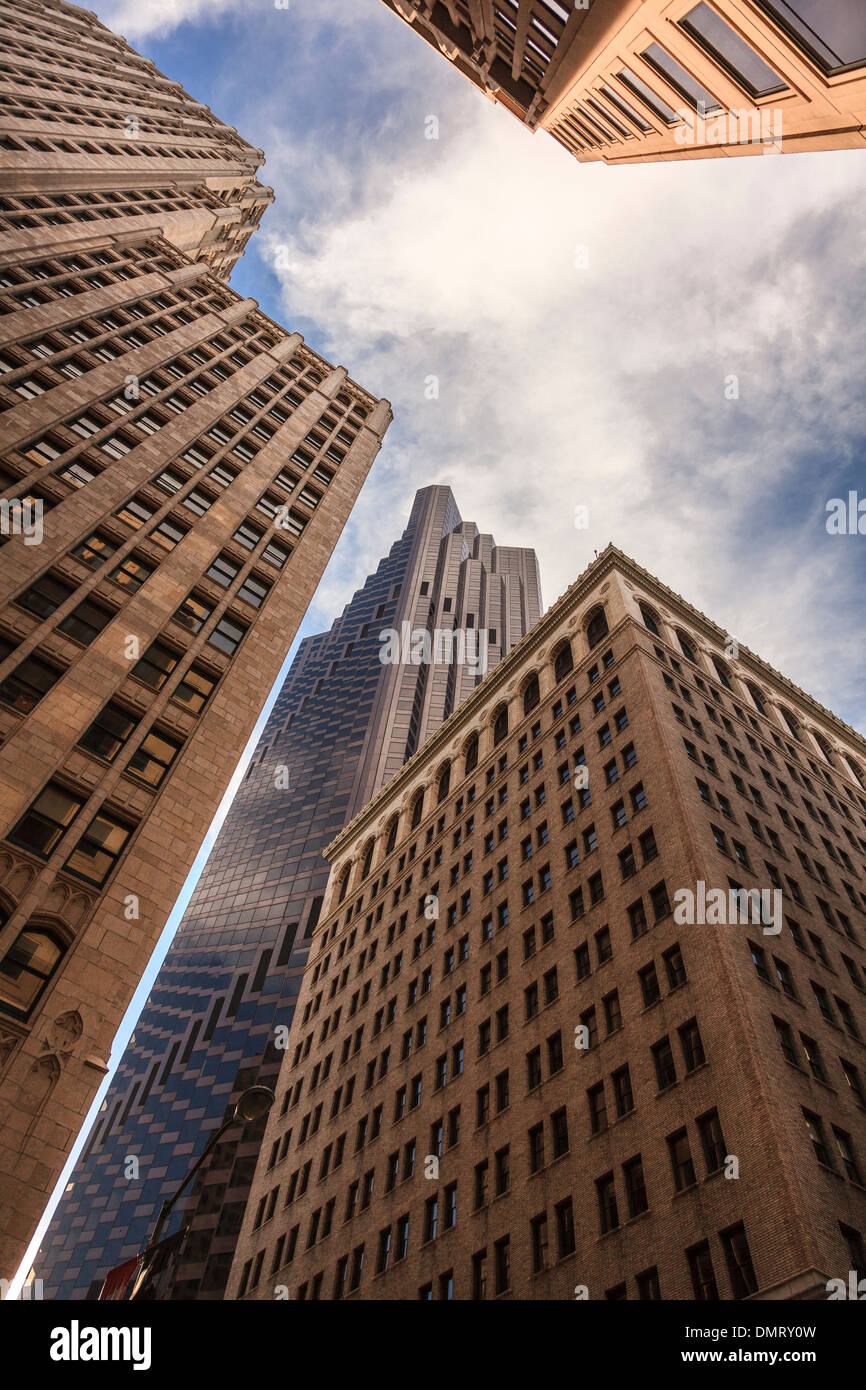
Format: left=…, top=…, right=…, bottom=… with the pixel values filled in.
left=20, top=1053, right=61, bottom=1109
left=0, top=1025, right=21, bottom=1070
left=0, top=855, right=36, bottom=901
left=43, top=1009, right=83, bottom=1060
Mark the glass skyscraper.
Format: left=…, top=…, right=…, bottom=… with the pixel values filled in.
left=36, top=484, right=541, bottom=1298
left=0, top=0, right=390, bottom=1280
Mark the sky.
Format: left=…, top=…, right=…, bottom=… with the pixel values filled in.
left=89, top=0, right=865, bottom=727
left=13, top=0, right=866, bottom=1292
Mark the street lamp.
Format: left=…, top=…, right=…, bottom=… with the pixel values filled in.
left=130, top=1085, right=274, bottom=1296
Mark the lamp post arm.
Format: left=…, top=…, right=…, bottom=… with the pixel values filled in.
left=146, top=1115, right=235, bottom=1250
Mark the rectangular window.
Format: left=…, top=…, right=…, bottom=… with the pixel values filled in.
left=641, top=41, right=722, bottom=113
left=207, top=554, right=240, bottom=588
left=77, top=702, right=137, bottom=763
left=757, top=1, right=866, bottom=75
left=623, top=1155, right=648, bottom=1217
left=110, top=554, right=154, bottom=593
left=151, top=517, right=187, bottom=550
left=72, top=532, right=119, bottom=569
left=688, top=1241, right=719, bottom=1300
left=8, top=781, right=83, bottom=859
left=617, top=65, right=681, bottom=124
left=596, top=1173, right=619, bottom=1234
left=64, top=805, right=133, bottom=885
left=668, top=1128, right=696, bottom=1192
left=58, top=597, right=113, bottom=646
left=172, top=664, right=216, bottom=714
left=530, top=1213, right=548, bottom=1273
left=175, top=592, right=213, bottom=633
left=207, top=616, right=247, bottom=656
left=15, top=572, right=74, bottom=620
left=720, top=1222, right=758, bottom=1298
left=132, top=641, right=179, bottom=691
left=128, top=728, right=183, bottom=787
left=0, top=653, right=62, bottom=713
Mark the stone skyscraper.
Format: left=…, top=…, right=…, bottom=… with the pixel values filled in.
left=0, top=0, right=391, bottom=1278
left=36, top=485, right=541, bottom=1299
left=0, top=0, right=272, bottom=277
left=230, top=545, right=866, bottom=1302
left=381, top=1, right=866, bottom=163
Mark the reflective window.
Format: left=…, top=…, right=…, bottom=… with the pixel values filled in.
left=618, top=66, right=683, bottom=123
left=681, top=4, right=785, bottom=95
left=8, top=781, right=83, bottom=859
left=0, top=653, right=62, bottom=713
left=0, top=925, right=65, bottom=1019
left=65, top=808, right=133, bottom=886
left=759, top=1, right=866, bottom=72
left=641, top=42, right=722, bottom=112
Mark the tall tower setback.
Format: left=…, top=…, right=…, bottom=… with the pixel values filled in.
left=0, top=0, right=391, bottom=1280
left=36, top=485, right=541, bottom=1299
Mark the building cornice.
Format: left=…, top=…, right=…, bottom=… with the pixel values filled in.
left=325, top=543, right=866, bottom=863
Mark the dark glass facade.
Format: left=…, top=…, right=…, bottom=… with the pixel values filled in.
left=36, top=484, right=541, bottom=1298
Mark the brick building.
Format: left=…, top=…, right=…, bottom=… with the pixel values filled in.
left=381, top=1, right=866, bottom=163
left=229, top=545, right=866, bottom=1300
left=0, top=0, right=391, bottom=1280
left=35, top=485, right=540, bottom=1300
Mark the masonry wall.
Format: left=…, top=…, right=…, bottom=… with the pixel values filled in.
left=227, top=550, right=866, bottom=1300
left=0, top=225, right=390, bottom=1278
left=0, top=0, right=272, bottom=277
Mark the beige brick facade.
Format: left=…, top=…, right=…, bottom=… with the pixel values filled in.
left=228, top=547, right=866, bottom=1300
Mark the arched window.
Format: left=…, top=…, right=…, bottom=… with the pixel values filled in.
left=844, top=756, right=865, bottom=789
left=360, top=839, right=374, bottom=880
left=638, top=603, right=661, bottom=637
left=779, top=707, right=800, bottom=741
left=337, top=863, right=351, bottom=904
left=586, top=608, right=608, bottom=650
left=523, top=674, right=540, bottom=716
left=464, top=735, right=478, bottom=776
left=676, top=630, right=697, bottom=663
left=812, top=732, right=836, bottom=767
left=711, top=657, right=732, bottom=690
left=410, top=790, right=424, bottom=829
left=0, top=924, right=65, bottom=1020
left=746, top=682, right=766, bottom=716
left=553, top=642, right=573, bottom=683
left=385, top=814, right=399, bottom=855
left=437, top=764, right=451, bottom=804
left=492, top=705, right=508, bottom=747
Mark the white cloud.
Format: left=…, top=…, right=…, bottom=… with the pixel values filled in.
left=91, top=0, right=866, bottom=731
left=254, top=87, right=866, bottom=730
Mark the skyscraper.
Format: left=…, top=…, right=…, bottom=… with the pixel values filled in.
left=0, top=0, right=391, bottom=1280
left=229, top=544, right=866, bottom=1302
left=36, top=485, right=541, bottom=1299
left=0, top=0, right=273, bottom=278
left=381, top=1, right=866, bottom=163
